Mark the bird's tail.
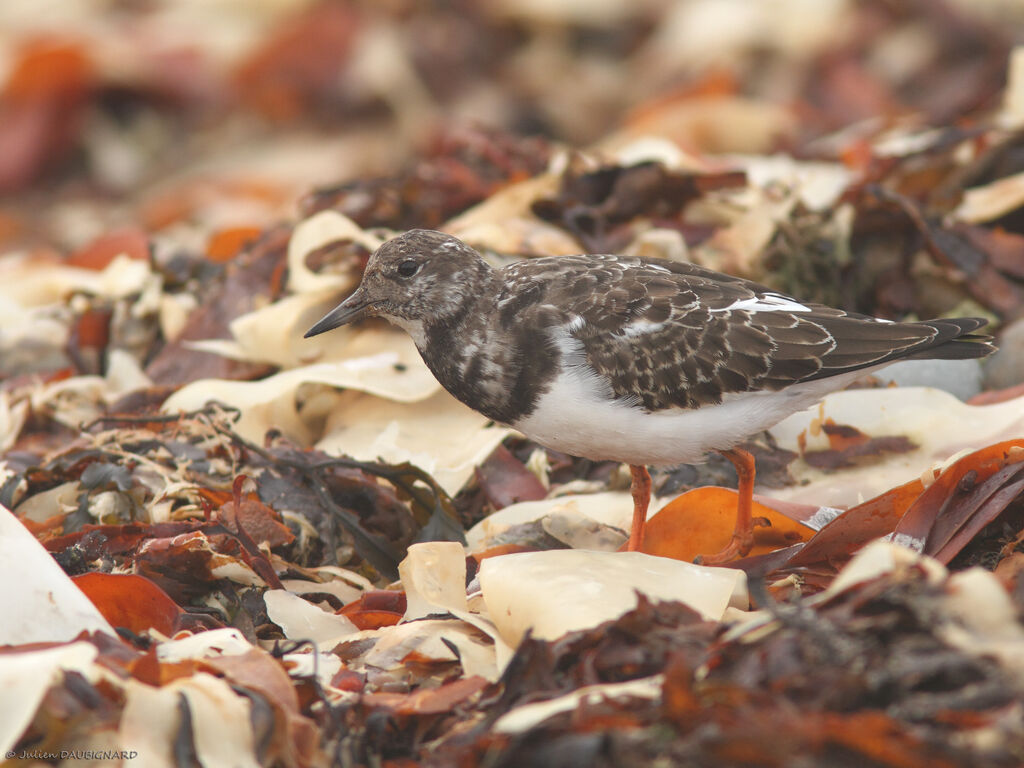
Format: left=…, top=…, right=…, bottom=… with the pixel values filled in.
left=905, top=317, right=995, bottom=360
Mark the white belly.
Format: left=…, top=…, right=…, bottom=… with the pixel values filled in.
left=512, top=364, right=881, bottom=467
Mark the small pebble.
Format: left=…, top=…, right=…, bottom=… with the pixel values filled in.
left=983, top=318, right=1024, bottom=391
left=879, top=358, right=984, bottom=401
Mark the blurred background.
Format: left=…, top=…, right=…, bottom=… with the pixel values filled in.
left=2, top=0, right=1024, bottom=391
left=0, top=0, right=1020, bottom=241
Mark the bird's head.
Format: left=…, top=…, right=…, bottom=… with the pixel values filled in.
left=304, top=229, right=490, bottom=340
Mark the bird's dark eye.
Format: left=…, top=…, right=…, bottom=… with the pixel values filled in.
left=397, top=259, right=420, bottom=278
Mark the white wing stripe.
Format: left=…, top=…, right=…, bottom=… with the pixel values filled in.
left=713, top=294, right=812, bottom=313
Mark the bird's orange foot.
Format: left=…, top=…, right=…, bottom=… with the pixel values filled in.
left=694, top=516, right=770, bottom=565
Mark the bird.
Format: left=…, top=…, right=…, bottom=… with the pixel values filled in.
left=305, top=229, right=994, bottom=564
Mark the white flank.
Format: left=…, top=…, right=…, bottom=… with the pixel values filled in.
left=514, top=337, right=890, bottom=466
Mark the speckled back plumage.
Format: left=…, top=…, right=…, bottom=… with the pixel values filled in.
left=494, top=253, right=990, bottom=412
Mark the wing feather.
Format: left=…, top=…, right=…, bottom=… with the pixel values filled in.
left=500, top=254, right=993, bottom=411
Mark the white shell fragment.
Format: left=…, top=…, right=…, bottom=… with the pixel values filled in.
left=466, top=492, right=669, bottom=552
left=444, top=172, right=583, bottom=256
left=287, top=210, right=383, bottom=294
left=816, top=541, right=1024, bottom=686
left=118, top=678, right=184, bottom=768
left=493, top=675, right=664, bottom=734
left=940, top=568, right=1024, bottom=685
left=765, top=387, right=1024, bottom=507
left=820, top=539, right=946, bottom=599
left=317, top=389, right=511, bottom=496
left=359, top=619, right=501, bottom=681
left=0, top=643, right=101, bottom=757
left=737, top=154, right=852, bottom=211
left=0, top=504, right=115, bottom=644
left=1001, top=45, right=1024, bottom=128
left=175, top=673, right=261, bottom=768
left=399, top=541, right=469, bottom=620
left=163, top=351, right=439, bottom=447
left=280, top=577, right=364, bottom=606
left=156, top=628, right=253, bottom=663
left=953, top=169, right=1024, bottom=223
left=264, top=589, right=359, bottom=646
left=0, top=252, right=156, bottom=308
left=478, top=550, right=748, bottom=646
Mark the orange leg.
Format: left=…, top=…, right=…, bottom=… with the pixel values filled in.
left=626, top=465, right=651, bottom=552
left=696, top=448, right=761, bottom=565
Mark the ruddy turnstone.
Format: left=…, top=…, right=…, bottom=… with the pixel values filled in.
left=306, top=230, right=994, bottom=563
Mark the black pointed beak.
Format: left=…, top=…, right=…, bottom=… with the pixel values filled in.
left=304, top=289, right=370, bottom=338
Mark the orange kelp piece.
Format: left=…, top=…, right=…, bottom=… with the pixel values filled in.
left=67, top=228, right=149, bottom=269
left=780, top=439, right=1024, bottom=576
left=638, top=487, right=813, bottom=562
left=206, top=226, right=263, bottom=262
left=338, top=590, right=406, bottom=630
left=73, top=572, right=183, bottom=636
left=361, top=676, right=489, bottom=716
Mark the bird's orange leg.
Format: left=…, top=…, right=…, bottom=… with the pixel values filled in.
left=626, top=465, right=651, bottom=552
left=696, top=448, right=764, bottom=565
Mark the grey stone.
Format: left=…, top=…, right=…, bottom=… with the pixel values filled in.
left=878, top=358, right=984, bottom=401
left=983, top=318, right=1024, bottom=391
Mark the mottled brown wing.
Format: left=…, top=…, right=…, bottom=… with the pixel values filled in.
left=513, top=255, right=991, bottom=411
